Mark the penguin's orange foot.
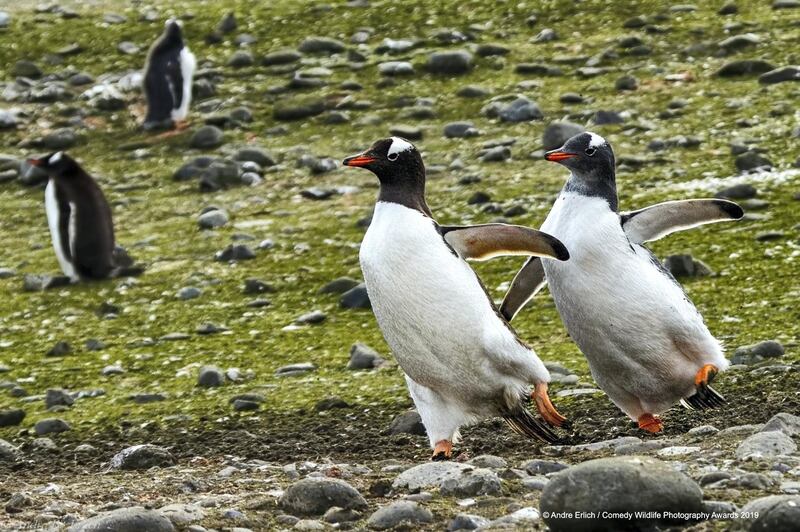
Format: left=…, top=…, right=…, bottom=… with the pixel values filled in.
left=638, top=413, right=663, bottom=433
left=174, top=119, right=190, bottom=131
left=533, top=382, right=570, bottom=428
left=431, top=440, right=452, bottom=461
left=685, top=364, right=725, bottom=410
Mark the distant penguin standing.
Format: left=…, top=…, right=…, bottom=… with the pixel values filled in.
left=29, top=152, right=128, bottom=282
left=344, top=137, right=571, bottom=460
left=501, top=132, right=744, bottom=433
left=142, top=19, right=196, bottom=131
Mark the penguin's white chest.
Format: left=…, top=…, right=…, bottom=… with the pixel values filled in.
left=359, top=202, right=509, bottom=392
left=45, top=180, right=78, bottom=281
left=172, top=47, right=195, bottom=121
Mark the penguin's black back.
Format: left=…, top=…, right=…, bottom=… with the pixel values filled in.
left=144, top=22, right=185, bottom=125
left=56, top=164, right=116, bottom=279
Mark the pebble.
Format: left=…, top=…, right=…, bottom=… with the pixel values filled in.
left=190, top=126, right=225, bottom=150
left=497, top=97, right=542, bottom=122
left=340, top=283, right=371, bottom=309
left=732, top=340, right=785, bottom=364
left=348, top=343, right=385, bottom=369
left=426, top=50, right=473, bottom=74
left=177, top=286, right=202, bottom=300
left=736, top=431, right=797, bottom=459
left=34, top=418, right=71, bottom=435
left=45, top=388, right=74, bottom=408
left=367, top=501, right=433, bottom=530
left=0, top=409, right=25, bottom=427
left=761, top=413, right=800, bottom=436
left=388, top=411, right=426, bottom=435
left=198, top=365, right=225, bottom=387
left=279, top=478, right=367, bottom=516
left=378, top=61, right=414, bottom=76
left=215, top=244, right=256, bottom=261
left=198, top=208, right=229, bottom=229
left=393, top=462, right=474, bottom=491
left=110, top=444, right=176, bottom=470
left=759, top=66, right=800, bottom=84
left=275, top=363, right=316, bottom=376
left=318, top=277, right=359, bottom=295
left=542, top=122, right=585, bottom=150
left=740, top=495, right=800, bottom=530
left=0, top=439, right=20, bottom=461
left=296, top=310, right=327, bottom=325
left=541, top=457, right=703, bottom=531
left=67, top=507, right=175, bottom=532
left=298, top=36, right=346, bottom=54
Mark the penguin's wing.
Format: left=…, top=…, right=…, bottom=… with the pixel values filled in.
left=164, top=55, right=184, bottom=110
left=620, top=199, right=744, bottom=243
left=499, top=257, right=546, bottom=322
left=439, top=224, right=570, bottom=262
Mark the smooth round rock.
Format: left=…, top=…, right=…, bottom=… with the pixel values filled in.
left=541, top=456, right=703, bottom=531
left=367, top=501, right=432, bottom=530
left=67, top=507, right=175, bottom=532
left=279, top=478, right=367, bottom=516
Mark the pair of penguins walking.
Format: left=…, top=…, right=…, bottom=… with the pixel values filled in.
left=27, top=20, right=196, bottom=281
left=344, top=133, right=743, bottom=460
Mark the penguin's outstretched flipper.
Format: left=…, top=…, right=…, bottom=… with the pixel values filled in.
left=499, top=257, right=546, bottom=322
left=682, top=364, right=725, bottom=410
left=620, top=199, right=744, bottom=244
left=439, top=224, right=570, bottom=262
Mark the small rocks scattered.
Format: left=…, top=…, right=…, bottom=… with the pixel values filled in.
left=279, top=478, right=367, bottom=516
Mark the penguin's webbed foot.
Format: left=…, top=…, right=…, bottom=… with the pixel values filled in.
left=685, top=364, right=725, bottom=410
left=431, top=440, right=452, bottom=461
left=533, top=382, right=570, bottom=428
left=637, top=413, right=663, bottom=433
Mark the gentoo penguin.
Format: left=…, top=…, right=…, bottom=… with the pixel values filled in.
left=501, top=132, right=744, bottom=433
left=343, top=137, right=571, bottom=459
left=29, top=152, right=126, bottom=281
left=142, top=19, right=196, bottom=131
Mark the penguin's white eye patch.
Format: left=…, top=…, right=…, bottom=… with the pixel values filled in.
left=387, top=136, right=413, bottom=158
left=49, top=151, right=63, bottom=164
left=387, top=152, right=399, bottom=161
left=585, top=148, right=596, bottom=156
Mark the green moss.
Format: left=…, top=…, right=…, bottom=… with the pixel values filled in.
left=1, top=0, right=798, bottom=442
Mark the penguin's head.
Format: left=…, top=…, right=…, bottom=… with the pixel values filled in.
left=545, top=132, right=615, bottom=181
left=163, top=18, right=184, bottom=41
left=27, top=152, right=79, bottom=177
left=342, top=137, right=425, bottom=186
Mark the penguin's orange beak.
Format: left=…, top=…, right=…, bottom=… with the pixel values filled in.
left=27, top=157, right=44, bottom=167
left=343, top=153, right=377, bottom=167
left=544, top=151, right=577, bottom=162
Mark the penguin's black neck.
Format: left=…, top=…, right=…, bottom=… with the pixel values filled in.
left=378, top=182, right=431, bottom=217
left=564, top=170, right=618, bottom=212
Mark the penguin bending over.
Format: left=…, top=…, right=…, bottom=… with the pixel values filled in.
left=501, top=132, right=743, bottom=433
left=142, top=19, right=196, bottom=131
left=29, top=152, right=138, bottom=282
left=343, top=137, right=571, bottom=459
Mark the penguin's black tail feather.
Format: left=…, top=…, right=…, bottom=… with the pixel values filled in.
left=682, top=384, right=726, bottom=410
left=503, top=407, right=560, bottom=443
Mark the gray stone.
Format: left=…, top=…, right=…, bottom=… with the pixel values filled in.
left=234, top=147, right=275, bottom=167
left=41, top=128, right=78, bottom=150
left=340, top=283, right=370, bottom=309
left=663, top=254, right=713, bottom=277
left=13, top=60, right=42, bottom=78
left=177, top=286, right=202, bottom=300
left=67, top=507, right=175, bottom=532
left=190, top=126, right=225, bottom=150
left=393, top=462, right=473, bottom=491
left=457, top=85, right=490, bottom=98
left=227, top=51, right=254, bottom=68
left=158, top=503, right=205, bottom=525
left=440, top=468, right=502, bottom=496
left=388, top=411, right=426, bottom=436
left=279, top=478, right=367, bottom=516
left=0, top=439, right=20, bottom=461
left=0, top=409, right=25, bottom=427
left=318, top=277, right=359, bottom=295
left=276, top=362, right=316, bottom=376
left=732, top=340, right=785, bottom=365
left=348, top=343, right=385, bottom=369
left=215, top=244, right=256, bottom=261
left=444, top=121, right=478, bottom=138
left=218, top=12, right=237, bottom=33
left=299, top=37, right=346, bottom=54
left=467, top=455, right=507, bottom=469
left=198, top=209, right=228, bottom=229
left=34, top=418, right=70, bottom=435
left=118, top=41, right=140, bottom=55
left=296, top=310, right=327, bottom=324
left=761, top=413, right=800, bottom=436
left=244, top=278, right=275, bottom=294
left=322, top=506, right=362, bottom=523
left=110, top=444, right=176, bottom=470
left=274, top=99, right=325, bottom=121
left=263, top=49, right=302, bottom=66
left=426, top=50, right=473, bottom=75
left=719, top=33, right=760, bottom=52
left=741, top=495, right=800, bottom=531
left=521, top=459, right=568, bottom=475
left=448, top=513, right=491, bottom=530
left=716, top=59, right=776, bottom=77
left=736, top=431, right=797, bottom=459
left=736, top=151, right=772, bottom=172
left=480, top=146, right=511, bottom=162
left=615, top=75, right=638, bottom=90
left=0, top=11, right=9, bottom=28
left=715, top=183, right=757, bottom=199
left=378, top=61, right=414, bottom=76
left=535, top=28, right=558, bottom=42
left=367, top=501, right=432, bottom=530
left=759, top=66, right=800, bottom=84
left=498, top=97, right=542, bottom=122
left=389, top=124, right=422, bottom=141
left=542, top=122, right=585, bottom=151
left=45, top=388, right=74, bottom=408
left=540, top=456, right=703, bottom=531
left=197, top=365, right=225, bottom=387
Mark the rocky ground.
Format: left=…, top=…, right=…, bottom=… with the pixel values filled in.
left=1, top=0, right=799, bottom=530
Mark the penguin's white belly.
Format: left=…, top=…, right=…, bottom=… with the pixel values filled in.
left=541, top=193, right=726, bottom=413
left=172, top=47, right=195, bottom=121
left=45, top=180, right=78, bottom=281
left=360, top=202, right=542, bottom=412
